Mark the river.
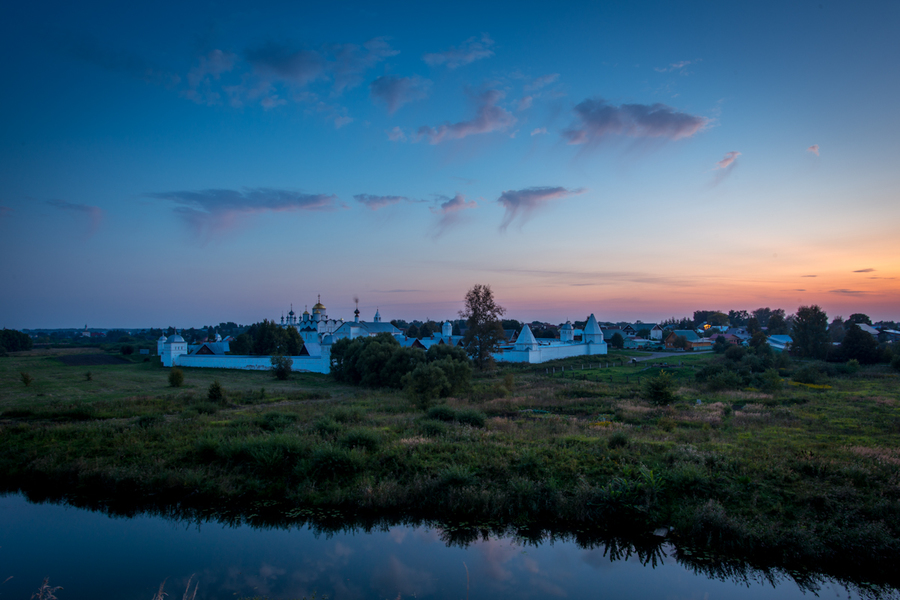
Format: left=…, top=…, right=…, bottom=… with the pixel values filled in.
left=0, top=493, right=884, bottom=600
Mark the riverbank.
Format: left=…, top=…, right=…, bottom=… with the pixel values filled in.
left=1, top=348, right=899, bottom=591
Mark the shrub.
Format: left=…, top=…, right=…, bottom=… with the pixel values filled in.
left=420, top=420, right=448, bottom=437
left=84, top=371, right=93, bottom=381
left=755, top=368, right=783, bottom=394
left=207, top=380, right=227, bottom=405
left=427, top=405, right=457, bottom=421
left=707, top=370, right=743, bottom=391
left=456, top=408, right=486, bottom=428
left=608, top=430, right=629, bottom=449
left=339, top=428, right=382, bottom=451
left=168, top=368, right=184, bottom=387
left=20, top=372, right=33, bottom=386
left=313, top=417, right=341, bottom=436
left=724, top=345, right=746, bottom=362
left=792, top=365, right=821, bottom=384
left=121, top=344, right=135, bottom=355
left=642, top=370, right=677, bottom=405
left=891, top=354, right=900, bottom=373
left=255, top=411, right=299, bottom=431
left=270, top=354, right=293, bottom=380
left=403, top=363, right=451, bottom=408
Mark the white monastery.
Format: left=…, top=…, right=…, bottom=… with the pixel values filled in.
left=158, top=298, right=607, bottom=373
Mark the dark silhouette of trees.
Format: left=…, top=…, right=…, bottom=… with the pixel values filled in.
left=459, top=284, right=506, bottom=370
left=792, top=305, right=829, bottom=359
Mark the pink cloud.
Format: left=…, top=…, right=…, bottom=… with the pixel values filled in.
left=498, top=186, right=585, bottom=231
left=524, top=73, right=559, bottom=92
left=386, top=126, right=407, bottom=142
left=150, top=187, right=338, bottom=240
left=423, top=34, right=494, bottom=69
left=415, top=90, right=516, bottom=144
left=430, top=193, right=477, bottom=236
left=354, top=194, right=408, bottom=210
left=531, top=127, right=547, bottom=136
left=563, top=97, right=706, bottom=145
left=715, top=151, right=740, bottom=169
left=46, top=199, right=103, bottom=236
left=370, top=75, right=431, bottom=113
left=807, top=144, right=820, bottom=156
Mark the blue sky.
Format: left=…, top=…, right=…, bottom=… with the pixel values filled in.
left=1, top=0, right=898, bottom=328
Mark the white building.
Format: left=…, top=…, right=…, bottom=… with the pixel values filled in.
left=493, top=314, right=607, bottom=363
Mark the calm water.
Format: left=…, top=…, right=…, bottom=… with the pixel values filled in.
left=0, top=493, right=876, bottom=600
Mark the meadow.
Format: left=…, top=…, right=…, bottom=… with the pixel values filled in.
left=1, top=347, right=899, bottom=590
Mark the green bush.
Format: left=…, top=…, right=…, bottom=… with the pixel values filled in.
left=642, top=370, right=677, bottom=405
left=427, top=405, right=457, bottom=421
left=455, top=408, right=486, bottom=428
left=755, top=368, right=783, bottom=394
left=792, top=365, right=821, bottom=384
left=420, top=420, right=448, bottom=437
left=270, top=355, right=293, bottom=380
left=608, top=430, right=629, bottom=449
left=208, top=380, right=227, bottom=405
left=121, top=344, right=135, bottom=355
left=20, top=372, right=34, bottom=386
left=312, top=417, right=341, bottom=436
left=168, top=368, right=184, bottom=387
left=707, top=370, right=743, bottom=391
left=254, top=412, right=299, bottom=431
left=339, top=428, right=382, bottom=451
left=891, top=354, right=900, bottom=372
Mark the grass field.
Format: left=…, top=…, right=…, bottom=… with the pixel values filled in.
left=2, top=347, right=899, bottom=591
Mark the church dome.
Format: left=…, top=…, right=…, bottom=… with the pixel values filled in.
left=166, top=334, right=185, bottom=344
left=313, top=302, right=326, bottom=310
left=158, top=335, right=167, bottom=342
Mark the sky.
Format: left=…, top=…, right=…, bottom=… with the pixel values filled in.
left=1, top=0, right=899, bottom=329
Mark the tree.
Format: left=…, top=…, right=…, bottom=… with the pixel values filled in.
left=841, top=323, right=879, bottom=364
left=708, top=312, right=729, bottom=326
left=636, top=328, right=652, bottom=339
left=459, top=284, right=506, bottom=370
left=642, top=370, right=677, bottom=405
left=792, top=305, right=829, bottom=359
left=610, top=332, right=625, bottom=349
left=405, top=324, right=419, bottom=338
left=847, top=313, right=873, bottom=326
left=673, top=335, right=688, bottom=350
left=271, top=355, right=293, bottom=380
left=752, top=308, right=773, bottom=328
left=828, top=317, right=846, bottom=343
left=728, top=310, right=749, bottom=326
left=767, top=309, right=788, bottom=335
left=746, top=317, right=761, bottom=335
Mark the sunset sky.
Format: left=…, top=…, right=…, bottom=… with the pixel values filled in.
left=1, top=1, right=898, bottom=329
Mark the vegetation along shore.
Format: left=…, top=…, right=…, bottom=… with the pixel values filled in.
left=1, top=345, right=899, bottom=594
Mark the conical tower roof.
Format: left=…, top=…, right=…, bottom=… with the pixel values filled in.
left=515, top=323, right=538, bottom=348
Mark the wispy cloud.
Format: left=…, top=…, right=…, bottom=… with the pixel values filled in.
left=415, top=90, right=515, bottom=144
left=830, top=289, right=868, bottom=295
left=150, top=187, right=338, bottom=239
left=431, top=193, right=476, bottom=236
left=498, top=186, right=584, bottom=232
left=245, top=43, right=327, bottom=87
left=531, top=127, right=548, bottom=136
left=853, top=268, right=875, bottom=273
left=715, top=151, right=740, bottom=169
left=183, top=49, right=238, bottom=105
left=524, top=73, right=559, bottom=92
left=801, top=275, right=817, bottom=278
left=654, top=60, right=696, bottom=73
left=330, top=38, right=400, bottom=94
left=807, top=144, right=820, bottom=156
left=423, top=34, right=494, bottom=69
left=370, top=75, right=431, bottom=113
left=354, top=194, right=409, bottom=210
left=46, top=199, right=103, bottom=236
left=386, top=126, right=407, bottom=142
left=562, top=97, right=706, bottom=145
